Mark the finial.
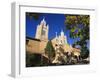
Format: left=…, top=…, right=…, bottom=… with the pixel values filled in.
left=41, top=17, right=46, bottom=25
left=56, top=32, right=57, bottom=37
left=61, top=29, right=64, bottom=36
left=43, top=17, right=45, bottom=21
left=61, top=29, right=64, bottom=32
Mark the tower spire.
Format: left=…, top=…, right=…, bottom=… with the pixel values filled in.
left=41, top=17, right=46, bottom=25
left=56, top=32, right=57, bottom=38
left=61, top=29, right=64, bottom=37
left=43, top=17, right=45, bottom=20
left=42, top=17, right=46, bottom=22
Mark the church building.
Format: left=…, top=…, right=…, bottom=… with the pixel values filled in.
left=26, top=18, right=81, bottom=63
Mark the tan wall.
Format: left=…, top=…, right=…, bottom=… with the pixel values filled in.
left=26, top=38, right=80, bottom=57
left=39, top=41, right=48, bottom=53
left=26, top=40, right=41, bottom=54
left=26, top=39, right=48, bottom=54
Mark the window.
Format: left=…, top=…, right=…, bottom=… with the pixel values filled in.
left=41, top=29, right=46, bottom=36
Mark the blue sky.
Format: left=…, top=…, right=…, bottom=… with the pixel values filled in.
left=26, top=13, right=80, bottom=45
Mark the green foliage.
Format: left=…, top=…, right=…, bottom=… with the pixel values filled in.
left=65, top=15, right=90, bottom=59
left=26, top=53, right=49, bottom=67
left=45, top=41, right=55, bottom=53
left=45, top=40, right=55, bottom=60
left=26, top=13, right=40, bottom=20
left=81, top=46, right=89, bottom=59
left=26, top=53, right=41, bottom=67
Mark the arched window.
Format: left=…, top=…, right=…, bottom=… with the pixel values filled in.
left=41, top=29, right=46, bottom=36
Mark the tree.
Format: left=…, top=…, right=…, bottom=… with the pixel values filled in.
left=26, top=12, right=40, bottom=20
left=26, top=52, right=41, bottom=67
left=65, top=15, right=90, bottom=59
left=45, top=40, right=55, bottom=63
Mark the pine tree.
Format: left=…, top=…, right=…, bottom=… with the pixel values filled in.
left=45, top=40, right=55, bottom=63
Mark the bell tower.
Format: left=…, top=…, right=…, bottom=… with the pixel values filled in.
left=35, top=18, right=49, bottom=41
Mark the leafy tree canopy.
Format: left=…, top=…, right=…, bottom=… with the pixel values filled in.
left=65, top=15, right=90, bottom=59
left=26, top=12, right=40, bottom=20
